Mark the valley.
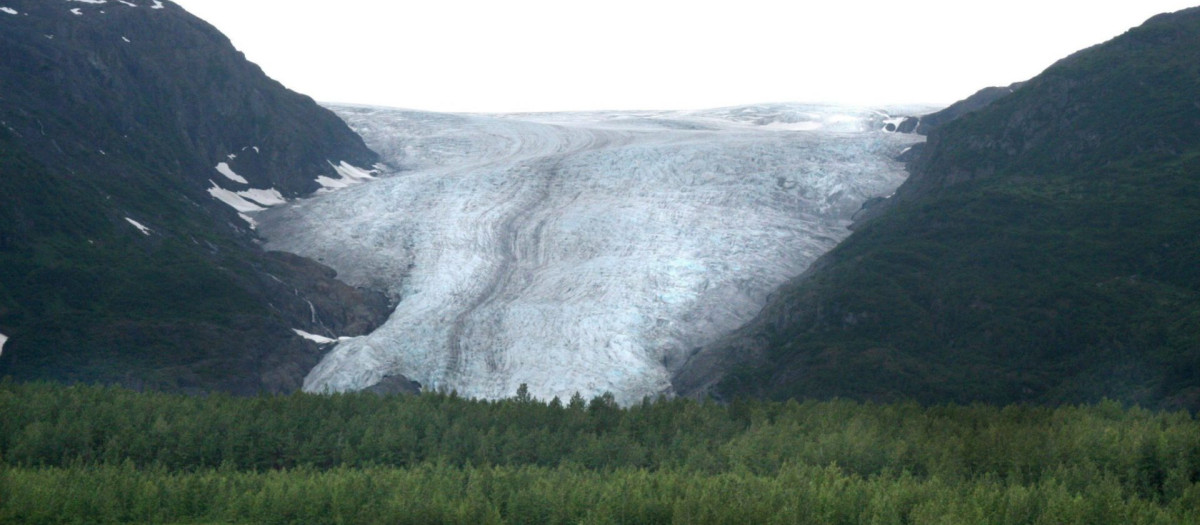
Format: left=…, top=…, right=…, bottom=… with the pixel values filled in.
left=3, top=3, right=1200, bottom=521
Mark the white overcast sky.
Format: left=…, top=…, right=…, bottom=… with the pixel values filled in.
left=171, top=0, right=1198, bottom=113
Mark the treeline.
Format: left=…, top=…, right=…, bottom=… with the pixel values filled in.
left=1, top=381, right=1199, bottom=523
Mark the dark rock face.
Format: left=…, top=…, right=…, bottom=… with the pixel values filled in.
left=678, top=7, right=1200, bottom=411
left=363, top=374, right=422, bottom=396
left=0, top=0, right=388, bottom=394
left=259, top=252, right=392, bottom=338
left=895, top=117, right=921, bottom=134
left=852, top=83, right=1023, bottom=225
left=913, top=82, right=1024, bottom=136
left=894, top=142, right=924, bottom=163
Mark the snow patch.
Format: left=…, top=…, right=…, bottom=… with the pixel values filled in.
left=1, top=7, right=18, bottom=15
left=0, top=332, right=7, bottom=357
left=68, top=0, right=107, bottom=3
left=124, top=217, right=151, bottom=235
left=121, top=36, right=130, bottom=43
left=238, top=213, right=258, bottom=229
left=314, top=175, right=349, bottom=190
left=316, top=161, right=376, bottom=191
left=331, top=160, right=376, bottom=182
left=215, top=162, right=248, bottom=184
left=226, top=153, right=237, bottom=160
left=117, top=0, right=137, bottom=6
left=293, top=329, right=337, bottom=345
left=238, top=187, right=287, bottom=207
left=150, top=0, right=163, bottom=8
left=207, top=180, right=265, bottom=213
left=70, top=8, right=82, bottom=15
left=312, top=176, right=350, bottom=190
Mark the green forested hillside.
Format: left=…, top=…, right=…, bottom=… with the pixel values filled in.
left=683, top=7, right=1200, bottom=411
left=1, top=382, right=1198, bottom=523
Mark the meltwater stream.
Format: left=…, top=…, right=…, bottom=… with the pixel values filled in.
left=257, top=104, right=924, bottom=404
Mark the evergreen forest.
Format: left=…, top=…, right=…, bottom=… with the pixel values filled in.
left=2, top=382, right=1198, bottom=523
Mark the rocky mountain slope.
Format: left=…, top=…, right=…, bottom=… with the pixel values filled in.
left=0, top=0, right=388, bottom=393
left=680, top=7, right=1200, bottom=411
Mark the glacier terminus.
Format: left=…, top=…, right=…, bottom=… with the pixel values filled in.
left=256, top=103, right=925, bottom=404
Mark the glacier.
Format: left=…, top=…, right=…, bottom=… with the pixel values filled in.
left=256, top=103, right=925, bottom=405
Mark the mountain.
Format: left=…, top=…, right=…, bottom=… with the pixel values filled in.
left=0, top=0, right=389, bottom=394
left=678, top=7, right=1200, bottom=411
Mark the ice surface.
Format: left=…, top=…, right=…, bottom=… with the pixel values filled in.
left=215, top=162, right=248, bottom=184
left=258, top=103, right=924, bottom=404
left=293, top=329, right=337, bottom=345
left=0, top=332, right=6, bottom=357
left=124, top=217, right=151, bottom=235
left=1, top=7, right=17, bottom=15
